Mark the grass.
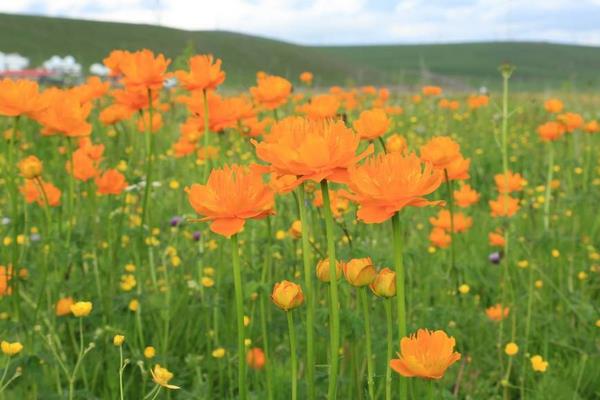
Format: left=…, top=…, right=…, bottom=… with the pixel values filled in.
left=2, top=13, right=600, bottom=89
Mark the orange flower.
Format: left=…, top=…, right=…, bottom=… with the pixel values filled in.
left=71, top=76, right=110, bottom=104
left=242, top=116, right=272, bottom=137
left=186, top=164, right=274, bottom=237
left=313, top=189, right=349, bottom=218
left=38, top=90, right=92, bottom=137
left=0, top=265, right=12, bottom=297
left=444, top=156, right=470, bottom=181
left=316, top=258, right=343, bottom=282
left=67, top=148, right=99, bottom=182
left=420, top=136, right=463, bottom=172
left=103, top=49, right=129, bottom=76
left=246, top=347, right=266, bottom=370
left=346, top=152, right=443, bottom=223
left=485, top=304, right=509, bottom=322
left=386, top=134, right=407, bottom=153
left=557, top=112, right=584, bottom=132
left=112, top=87, right=158, bottom=112
left=18, top=155, right=43, bottom=180
left=467, top=95, right=489, bottom=109
left=421, top=86, right=442, bottom=96
left=181, top=91, right=254, bottom=132
left=55, top=297, right=74, bottom=317
left=343, top=257, right=376, bottom=287
left=271, top=280, right=304, bottom=311
left=544, top=98, right=563, bottom=113
left=119, top=49, right=171, bottom=91
left=489, top=195, right=520, bottom=218
left=494, top=171, right=526, bottom=193
left=584, top=120, right=599, bottom=134
left=537, top=121, right=565, bottom=142
left=429, top=227, right=451, bottom=249
left=288, top=220, right=302, bottom=239
left=136, top=111, right=163, bottom=133
left=299, top=71, right=313, bottom=84
left=370, top=268, right=396, bottom=297
left=20, top=179, right=61, bottom=206
left=353, top=108, right=390, bottom=140
left=297, top=94, right=340, bottom=119
left=175, top=54, right=225, bottom=91
left=0, top=79, right=46, bottom=118
left=488, top=231, right=505, bottom=247
left=429, top=210, right=472, bottom=233
left=250, top=75, right=292, bottom=109
left=95, top=169, right=128, bottom=195
left=453, top=184, right=479, bottom=208
left=390, top=329, right=461, bottom=379
left=99, top=104, right=134, bottom=125
left=253, top=117, right=373, bottom=190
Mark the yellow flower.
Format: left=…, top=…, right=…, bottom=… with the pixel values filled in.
left=70, top=301, right=93, bottom=317
left=128, top=299, right=139, bottom=312
left=151, top=364, right=180, bottom=390
left=551, top=249, right=560, bottom=258
left=113, top=335, right=125, bottom=346
left=517, top=260, right=529, bottom=268
left=1, top=341, right=23, bottom=356
left=171, top=255, right=181, bottom=267
left=505, top=342, right=519, bottom=356
left=534, top=280, right=543, bottom=289
left=201, top=277, right=215, bottom=288
left=243, top=315, right=251, bottom=327
left=120, top=274, right=137, bottom=291
left=169, top=180, right=180, bottom=189
left=577, top=271, right=588, bottom=281
left=458, top=284, right=470, bottom=294
left=144, top=346, right=156, bottom=358
left=530, top=355, right=548, bottom=372
left=212, top=347, right=226, bottom=358
left=275, top=230, right=286, bottom=240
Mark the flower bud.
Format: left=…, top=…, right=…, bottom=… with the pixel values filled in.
left=343, top=257, right=376, bottom=287
left=113, top=335, right=125, bottom=346
left=18, top=155, right=43, bottom=179
left=271, top=280, right=304, bottom=311
left=315, top=258, right=343, bottom=282
left=246, top=347, right=266, bottom=370
left=370, top=268, right=396, bottom=297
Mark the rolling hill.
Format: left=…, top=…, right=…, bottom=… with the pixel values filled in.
left=1, top=12, right=600, bottom=90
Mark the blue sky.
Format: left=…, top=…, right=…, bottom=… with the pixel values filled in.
left=2, top=0, right=600, bottom=46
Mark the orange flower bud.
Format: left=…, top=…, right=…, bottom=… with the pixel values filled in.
left=315, top=258, right=343, bottom=282
left=271, top=280, right=304, bottom=311
left=55, top=296, right=74, bottom=317
left=343, top=257, right=376, bottom=287
left=246, top=347, right=266, bottom=370
left=18, top=155, right=43, bottom=179
left=370, top=268, right=396, bottom=297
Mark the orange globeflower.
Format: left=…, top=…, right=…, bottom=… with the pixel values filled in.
left=557, top=112, right=584, bottom=132
left=67, top=148, right=99, bottom=182
left=429, top=209, right=472, bottom=233
left=485, top=304, right=509, bottom=322
left=20, top=179, right=61, bottom=207
left=103, top=49, right=129, bottom=76
left=0, top=265, right=12, bottom=296
left=386, top=134, right=407, bottom=153
left=253, top=117, right=373, bottom=189
left=422, top=86, right=442, bottom=96
left=390, top=329, right=461, bottom=379
left=119, top=49, right=171, bottom=91
left=136, top=111, right=163, bottom=133
left=343, top=257, right=377, bottom=287
left=489, top=195, right=520, bottom=218
left=353, top=108, right=390, bottom=140
left=55, top=297, right=74, bottom=317
left=99, top=104, right=134, bottom=126
left=271, top=280, right=304, bottom=311
left=0, top=79, right=46, bottom=118
left=494, top=171, right=526, bottom=194
left=95, top=169, right=128, bottom=195
left=370, top=268, right=396, bottom=297
left=186, top=164, right=274, bottom=237
left=537, top=121, right=565, bottom=142
left=71, top=77, right=110, bottom=104
left=299, top=71, right=313, bottom=85
left=176, top=54, right=225, bottom=91
left=250, top=75, right=292, bottom=110
left=429, top=227, right=451, bottom=249
left=297, top=94, right=340, bottom=119
left=112, top=87, right=158, bottom=112
left=544, top=98, right=563, bottom=113
left=420, top=136, right=462, bottom=172
left=246, top=347, right=266, bottom=370
left=346, top=152, right=443, bottom=224
left=488, top=231, right=506, bottom=247
left=18, top=155, right=43, bottom=180
left=467, top=95, right=489, bottom=109
left=453, top=184, right=480, bottom=208
left=444, top=156, right=470, bottom=181
left=38, top=91, right=92, bottom=137
left=584, top=120, right=599, bottom=134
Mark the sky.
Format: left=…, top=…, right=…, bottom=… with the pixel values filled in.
left=2, top=0, right=600, bottom=46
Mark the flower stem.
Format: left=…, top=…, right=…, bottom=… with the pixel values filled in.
left=260, top=218, right=274, bottom=400
left=384, top=298, right=393, bottom=400
left=287, top=311, right=298, bottom=400
left=202, top=88, right=211, bottom=182
left=231, top=234, right=247, bottom=400
left=391, top=212, right=407, bottom=399
left=443, top=170, right=457, bottom=282
left=141, top=88, right=155, bottom=229
left=359, top=288, right=375, bottom=399
left=297, top=184, right=315, bottom=400
left=118, top=346, right=125, bottom=400
left=321, top=180, right=340, bottom=400
left=543, top=143, right=554, bottom=231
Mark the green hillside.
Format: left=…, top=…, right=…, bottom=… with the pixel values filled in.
left=1, top=13, right=600, bottom=89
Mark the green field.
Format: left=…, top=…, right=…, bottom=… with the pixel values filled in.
left=2, top=13, right=600, bottom=89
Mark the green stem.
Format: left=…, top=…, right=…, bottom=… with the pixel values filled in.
left=287, top=311, right=298, bottom=400
left=297, top=184, right=315, bottom=400
left=384, top=299, right=393, bottom=400
left=321, top=180, right=340, bottom=400
left=391, top=212, right=407, bottom=399
left=359, top=289, right=375, bottom=399
left=543, top=143, right=554, bottom=231
left=202, top=88, right=211, bottom=182
left=260, top=218, right=274, bottom=400
left=118, top=346, right=125, bottom=400
left=141, top=88, right=155, bottom=229
left=231, top=234, right=247, bottom=400
left=443, top=170, right=457, bottom=282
